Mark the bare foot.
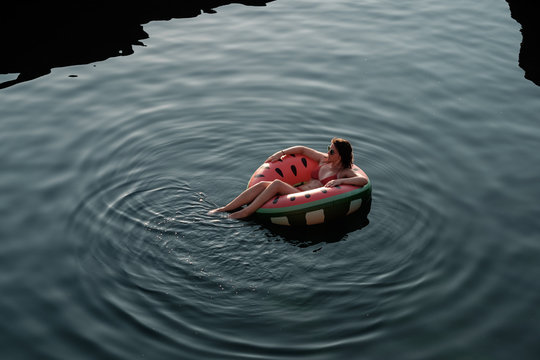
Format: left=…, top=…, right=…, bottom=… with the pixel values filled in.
left=208, top=207, right=225, bottom=215
left=228, top=209, right=251, bottom=219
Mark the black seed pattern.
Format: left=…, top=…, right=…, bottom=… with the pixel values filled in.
left=255, top=174, right=265, bottom=178
left=301, top=158, right=308, bottom=167
left=305, top=194, right=311, bottom=198
left=291, top=165, right=297, bottom=176
left=321, top=189, right=327, bottom=193
left=290, top=154, right=296, bottom=157
left=273, top=196, right=279, bottom=204
left=275, top=168, right=284, bottom=177
left=290, top=196, right=296, bottom=201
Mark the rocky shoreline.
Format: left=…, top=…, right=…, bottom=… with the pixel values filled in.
left=0, top=1, right=274, bottom=89
left=507, top=0, right=540, bottom=85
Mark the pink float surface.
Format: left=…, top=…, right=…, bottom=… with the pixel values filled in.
left=247, top=154, right=364, bottom=210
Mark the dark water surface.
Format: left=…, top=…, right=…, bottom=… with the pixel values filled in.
left=2, top=1, right=540, bottom=359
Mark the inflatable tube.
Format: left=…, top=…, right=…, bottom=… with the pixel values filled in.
left=247, top=154, right=372, bottom=226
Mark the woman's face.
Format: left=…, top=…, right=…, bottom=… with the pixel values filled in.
left=327, top=143, right=340, bottom=161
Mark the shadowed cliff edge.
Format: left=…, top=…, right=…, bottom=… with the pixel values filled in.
left=507, top=0, right=540, bottom=86
left=0, top=1, right=274, bottom=89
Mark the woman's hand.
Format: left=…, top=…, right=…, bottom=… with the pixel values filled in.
left=324, top=179, right=343, bottom=188
left=265, top=151, right=285, bottom=163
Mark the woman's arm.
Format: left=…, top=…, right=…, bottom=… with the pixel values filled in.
left=265, top=145, right=327, bottom=163
left=325, top=168, right=369, bottom=187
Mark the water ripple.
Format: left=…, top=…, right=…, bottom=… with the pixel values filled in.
left=4, top=0, right=536, bottom=358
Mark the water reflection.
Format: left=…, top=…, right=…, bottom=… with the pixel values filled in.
left=507, top=0, right=540, bottom=86
left=0, top=1, right=274, bottom=89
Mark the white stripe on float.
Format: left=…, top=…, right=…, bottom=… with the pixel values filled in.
left=305, top=209, right=325, bottom=225
left=347, top=199, right=363, bottom=215
left=271, top=216, right=290, bottom=226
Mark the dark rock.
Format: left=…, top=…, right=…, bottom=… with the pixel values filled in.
left=507, top=0, right=540, bottom=86
left=0, top=1, right=274, bottom=89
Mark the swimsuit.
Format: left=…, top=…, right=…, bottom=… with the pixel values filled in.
left=311, top=165, right=338, bottom=185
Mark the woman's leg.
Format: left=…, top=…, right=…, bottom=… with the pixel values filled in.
left=209, top=181, right=271, bottom=213
left=229, top=180, right=299, bottom=219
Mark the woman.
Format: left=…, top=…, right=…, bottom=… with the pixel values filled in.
left=210, top=138, right=369, bottom=219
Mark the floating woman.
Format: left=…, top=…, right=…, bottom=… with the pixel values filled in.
left=210, top=138, right=369, bottom=221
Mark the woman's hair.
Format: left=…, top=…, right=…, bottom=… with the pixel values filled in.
left=332, top=137, right=353, bottom=169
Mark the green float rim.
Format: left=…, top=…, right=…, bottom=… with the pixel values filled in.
left=255, top=180, right=372, bottom=215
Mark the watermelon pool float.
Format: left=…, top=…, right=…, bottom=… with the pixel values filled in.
left=247, top=154, right=372, bottom=226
